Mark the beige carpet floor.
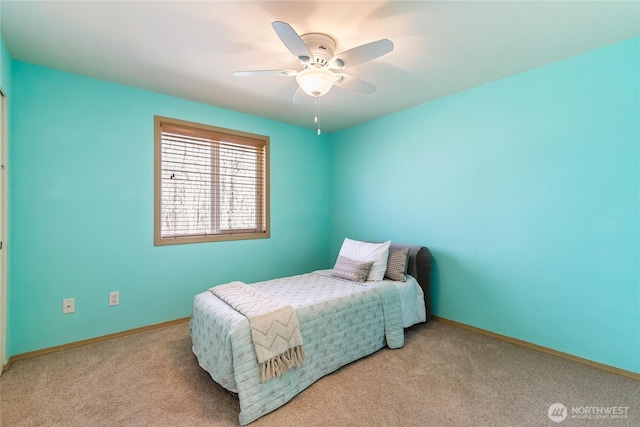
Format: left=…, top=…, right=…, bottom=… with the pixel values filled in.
left=0, top=320, right=638, bottom=426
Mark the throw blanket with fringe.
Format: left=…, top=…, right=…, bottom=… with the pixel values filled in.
left=211, top=281, right=306, bottom=382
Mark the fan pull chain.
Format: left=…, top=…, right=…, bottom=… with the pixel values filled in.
left=315, top=96, right=321, bottom=135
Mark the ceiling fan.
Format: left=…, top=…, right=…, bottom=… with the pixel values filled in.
left=234, top=21, right=394, bottom=133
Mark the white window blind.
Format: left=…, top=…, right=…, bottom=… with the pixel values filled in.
left=155, top=117, right=269, bottom=245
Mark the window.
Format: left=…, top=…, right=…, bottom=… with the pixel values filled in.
left=154, top=116, right=269, bottom=245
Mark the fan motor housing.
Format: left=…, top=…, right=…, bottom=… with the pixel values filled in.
left=300, top=33, right=336, bottom=68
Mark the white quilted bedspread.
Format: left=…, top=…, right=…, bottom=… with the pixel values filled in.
left=190, top=271, right=423, bottom=425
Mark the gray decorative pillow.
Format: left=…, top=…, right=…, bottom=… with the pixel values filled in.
left=384, top=248, right=410, bottom=281
left=332, top=256, right=374, bottom=283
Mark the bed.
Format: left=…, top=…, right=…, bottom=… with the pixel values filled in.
left=190, top=241, right=432, bottom=425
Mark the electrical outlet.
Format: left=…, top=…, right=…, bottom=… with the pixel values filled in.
left=63, top=298, right=75, bottom=314
left=109, top=291, right=119, bottom=306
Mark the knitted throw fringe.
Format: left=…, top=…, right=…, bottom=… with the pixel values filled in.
left=260, top=345, right=306, bottom=382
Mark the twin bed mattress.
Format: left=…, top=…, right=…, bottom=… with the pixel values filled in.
left=190, top=269, right=426, bottom=424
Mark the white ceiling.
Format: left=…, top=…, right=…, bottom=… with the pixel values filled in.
left=1, top=1, right=638, bottom=133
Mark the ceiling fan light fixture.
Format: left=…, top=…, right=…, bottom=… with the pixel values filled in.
left=296, top=68, right=336, bottom=97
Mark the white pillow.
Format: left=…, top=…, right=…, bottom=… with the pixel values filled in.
left=337, top=238, right=391, bottom=281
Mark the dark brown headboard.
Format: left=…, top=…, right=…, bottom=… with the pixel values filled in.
left=388, top=243, right=433, bottom=321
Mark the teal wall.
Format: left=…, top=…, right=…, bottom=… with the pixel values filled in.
left=5, top=33, right=639, bottom=375
left=330, top=37, right=640, bottom=373
left=0, top=35, right=10, bottom=95
left=8, top=61, right=331, bottom=356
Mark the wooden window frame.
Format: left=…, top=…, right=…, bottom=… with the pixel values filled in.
left=154, top=116, right=270, bottom=245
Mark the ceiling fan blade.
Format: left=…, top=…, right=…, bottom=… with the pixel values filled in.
left=272, top=21, right=313, bottom=62
left=331, top=39, right=394, bottom=68
left=233, top=70, right=298, bottom=77
left=335, top=74, right=377, bottom=94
